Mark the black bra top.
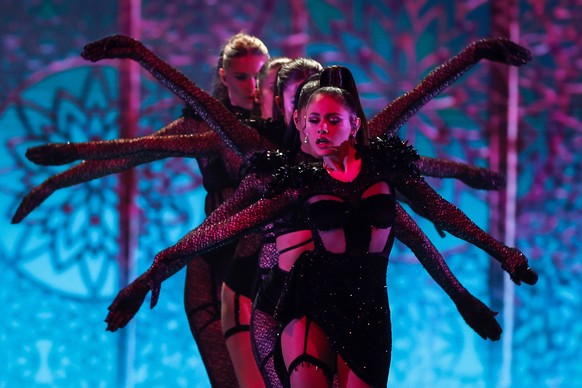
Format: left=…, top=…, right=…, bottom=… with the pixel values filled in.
left=306, top=193, right=395, bottom=231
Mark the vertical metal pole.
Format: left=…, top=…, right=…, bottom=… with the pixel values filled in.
left=488, top=1, right=520, bottom=387
left=117, top=0, right=141, bottom=387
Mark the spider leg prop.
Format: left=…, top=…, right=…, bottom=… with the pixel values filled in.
left=395, top=173, right=537, bottom=285
left=12, top=116, right=210, bottom=223
left=415, top=156, right=506, bottom=190
left=394, top=203, right=501, bottom=340
left=366, top=37, right=529, bottom=190
left=368, top=37, right=531, bottom=137
left=26, top=131, right=227, bottom=165
left=13, top=156, right=166, bottom=224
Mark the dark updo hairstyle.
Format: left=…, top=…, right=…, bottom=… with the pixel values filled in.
left=257, top=57, right=292, bottom=119
left=282, top=74, right=322, bottom=154
left=258, top=57, right=292, bottom=90
left=273, top=58, right=323, bottom=124
left=295, top=75, right=321, bottom=114
left=318, top=66, right=369, bottom=145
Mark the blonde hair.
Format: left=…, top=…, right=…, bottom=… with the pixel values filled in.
left=213, top=33, right=269, bottom=103
left=222, top=33, right=269, bottom=69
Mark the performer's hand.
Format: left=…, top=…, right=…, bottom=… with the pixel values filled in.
left=454, top=292, right=502, bottom=341
left=146, top=252, right=172, bottom=309
left=475, top=38, right=532, bottom=67
left=105, top=273, right=150, bottom=331
left=508, top=264, right=539, bottom=286
left=501, top=248, right=538, bottom=286
left=26, top=143, right=80, bottom=166
left=148, top=268, right=163, bottom=309
left=81, top=34, right=144, bottom=62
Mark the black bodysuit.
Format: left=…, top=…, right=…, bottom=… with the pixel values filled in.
left=266, top=144, right=403, bottom=387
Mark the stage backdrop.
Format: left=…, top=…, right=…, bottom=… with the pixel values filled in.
left=1, top=1, right=580, bottom=387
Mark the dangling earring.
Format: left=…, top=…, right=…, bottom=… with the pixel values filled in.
left=350, top=117, right=360, bottom=145
left=303, top=132, right=309, bottom=144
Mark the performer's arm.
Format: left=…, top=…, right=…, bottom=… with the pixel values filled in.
left=394, top=203, right=501, bottom=340
left=395, top=173, right=537, bottom=285
left=368, top=37, right=531, bottom=137
left=12, top=116, right=207, bottom=223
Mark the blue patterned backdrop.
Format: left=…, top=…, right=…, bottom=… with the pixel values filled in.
left=1, top=0, right=580, bottom=387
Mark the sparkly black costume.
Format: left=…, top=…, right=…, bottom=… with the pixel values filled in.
left=260, top=138, right=409, bottom=386
left=248, top=149, right=397, bottom=385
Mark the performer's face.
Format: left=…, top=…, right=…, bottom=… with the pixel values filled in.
left=221, top=54, right=267, bottom=110
left=281, top=80, right=303, bottom=125
left=304, top=93, right=358, bottom=157
left=258, top=66, right=279, bottom=119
